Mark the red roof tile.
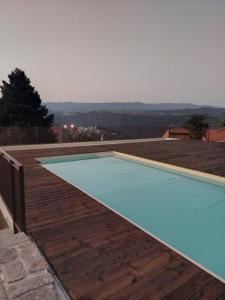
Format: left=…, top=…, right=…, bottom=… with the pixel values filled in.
left=204, top=129, right=225, bottom=142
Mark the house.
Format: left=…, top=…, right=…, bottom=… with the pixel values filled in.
left=163, top=127, right=225, bottom=142
left=163, top=127, right=190, bottom=139
left=203, top=129, right=225, bottom=142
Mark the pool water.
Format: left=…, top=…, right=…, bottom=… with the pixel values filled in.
left=41, top=153, right=225, bottom=281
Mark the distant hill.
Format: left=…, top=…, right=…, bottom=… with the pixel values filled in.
left=48, top=102, right=225, bottom=136
left=53, top=108, right=225, bottom=128
left=45, top=101, right=214, bottom=113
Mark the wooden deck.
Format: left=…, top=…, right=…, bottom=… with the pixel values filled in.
left=8, top=140, right=225, bottom=299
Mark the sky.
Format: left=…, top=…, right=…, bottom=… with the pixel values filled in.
left=0, top=0, right=225, bottom=106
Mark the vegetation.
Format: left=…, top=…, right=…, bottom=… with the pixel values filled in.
left=184, top=114, right=208, bottom=139
left=0, top=68, right=54, bottom=127
left=0, top=69, right=55, bottom=145
left=222, top=115, right=225, bottom=128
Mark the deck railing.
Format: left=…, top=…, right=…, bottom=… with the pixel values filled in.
left=0, top=126, right=167, bottom=146
left=0, top=127, right=56, bottom=146
left=0, top=149, right=26, bottom=232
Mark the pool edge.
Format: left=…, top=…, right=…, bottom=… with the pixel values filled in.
left=114, top=151, right=225, bottom=187
left=40, top=152, right=225, bottom=284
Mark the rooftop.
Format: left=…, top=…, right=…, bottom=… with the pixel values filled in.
left=5, top=140, right=225, bottom=299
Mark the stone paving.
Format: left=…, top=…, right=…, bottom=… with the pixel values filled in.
left=0, top=229, right=66, bottom=300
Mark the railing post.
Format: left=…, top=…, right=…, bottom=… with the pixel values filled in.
left=19, top=165, right=26, bottom=233
left=10, top=164, right=17, bottom=233
left=35, top=127, right=38, bottom=144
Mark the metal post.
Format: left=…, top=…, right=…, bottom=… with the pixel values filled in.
left=60, top=128, right=63, bottom=143
left=35, top=127, right=38, bottom=144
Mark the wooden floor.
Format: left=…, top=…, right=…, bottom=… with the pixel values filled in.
left=8, top=140, right=225, bottom=300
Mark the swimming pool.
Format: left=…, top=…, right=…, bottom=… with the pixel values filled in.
left=39, top=151, right=225, bottom=282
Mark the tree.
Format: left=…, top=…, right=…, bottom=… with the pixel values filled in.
left=222, top=115, right=225, bottom=128
left=184, top=114, right=208, bottom=139
left=0, top=68, right=54, bottom=127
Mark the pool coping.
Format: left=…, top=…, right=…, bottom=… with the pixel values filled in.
left=39, top=150, right=225, bottom=187
left=1, top=138, right=176, bottom=151
left=39, top=150, right=225, bottom=284
left=114, top=151, right=225, bottom=187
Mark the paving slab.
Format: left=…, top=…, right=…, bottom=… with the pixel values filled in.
left=0, top=229, right=68, bottom=300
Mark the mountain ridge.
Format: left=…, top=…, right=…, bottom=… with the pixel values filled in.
left=45, top=101, right=222, bottom=113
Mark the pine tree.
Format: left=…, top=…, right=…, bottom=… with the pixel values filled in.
left=222, top=114, right=225, bottom=128
left=0, top=68, right=54, bottom=127
left=184, top=114, right=208, bottom=139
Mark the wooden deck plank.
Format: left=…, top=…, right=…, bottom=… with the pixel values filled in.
left=8, top=140, right=225, bottom=299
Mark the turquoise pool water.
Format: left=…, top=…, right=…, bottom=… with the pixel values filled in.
left=41, top=153, right=225, bottom=281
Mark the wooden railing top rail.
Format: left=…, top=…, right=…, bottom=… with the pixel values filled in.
left=0, top=148, right=23, bottom=171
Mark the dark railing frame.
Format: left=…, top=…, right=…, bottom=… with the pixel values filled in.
left=0, top=149, right=26, bottom=233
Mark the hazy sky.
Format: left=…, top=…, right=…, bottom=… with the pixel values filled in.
left=0, top=0, right=225, bottom=106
